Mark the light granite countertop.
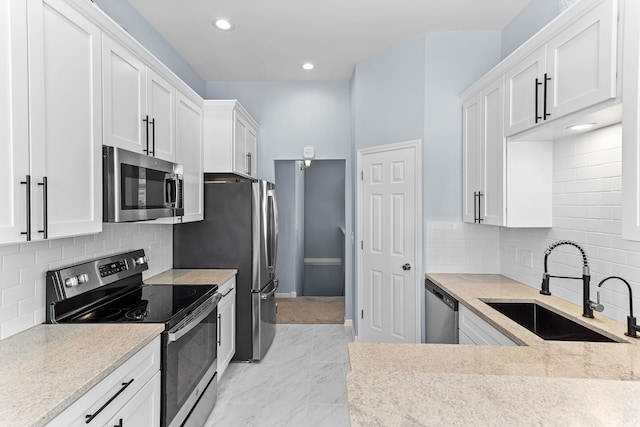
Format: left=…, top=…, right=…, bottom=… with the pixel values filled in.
left=347, top=273, right=640, bottom=426
left=0, top=323, right=163, bottom=427
left=145, top=268, right=237, bottom=286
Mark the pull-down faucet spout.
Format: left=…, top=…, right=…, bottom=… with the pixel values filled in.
left=540, top=240, right=601, bottom=318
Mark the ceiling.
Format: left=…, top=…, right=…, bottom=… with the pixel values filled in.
left=127, top=0, right=533, bottom=82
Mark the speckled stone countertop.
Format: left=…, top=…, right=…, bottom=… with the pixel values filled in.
left=0, top=323, right=163, bottom=427
left=145, top=269, right=237, bottom=286
left=347, top=274, right=640, bottom=426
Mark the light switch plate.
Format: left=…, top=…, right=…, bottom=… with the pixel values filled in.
left=303, top=146, right=315, bottom=159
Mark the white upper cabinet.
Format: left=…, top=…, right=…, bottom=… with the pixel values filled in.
left=176, top=92, right=203, bottom=223
left=505, top=0, right=618, bottom=137
left=29, top=0, right=103, bottom=240
left=103, top=36, right=176, bottom=162
left=505, top=46, right=546, bottom=136
left=622, top=0, right=640, bottom=241
left=147, top=69, right=176, bottom=162
left=204, top=100, right=259, bottom=179
left=463, top=77, right=507, bottom=227
left=0, top=0, right=30, bottom=244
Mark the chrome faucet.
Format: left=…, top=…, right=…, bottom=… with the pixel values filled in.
left=598, top=276, right=640, bottom=338
left=540, top=240, right=602, bottom=318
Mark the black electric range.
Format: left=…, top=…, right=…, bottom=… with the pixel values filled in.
left=45, top=249, right=221, bottom=427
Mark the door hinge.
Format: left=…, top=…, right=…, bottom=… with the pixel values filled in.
left=361, top=309, right=364, bottom=319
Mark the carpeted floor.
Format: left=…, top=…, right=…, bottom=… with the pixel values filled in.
left=276, top=296, right=345, bottom=324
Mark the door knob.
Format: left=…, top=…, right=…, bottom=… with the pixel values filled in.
left=402, top=263, right=411, bottom=271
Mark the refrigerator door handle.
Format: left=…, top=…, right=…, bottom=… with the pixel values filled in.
left=260, top=279, right=279, bottom=300
left=267, top=189, right=278, bottom=273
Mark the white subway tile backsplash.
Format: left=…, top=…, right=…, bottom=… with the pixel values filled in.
left=0, top=223, right=173, bottom=339
left=501, top=124, right=640, bottom=325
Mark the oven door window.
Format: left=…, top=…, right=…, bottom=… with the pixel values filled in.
left=164, top=308, right=217, bottom=425
left=121, top=164, right=167, bottom=209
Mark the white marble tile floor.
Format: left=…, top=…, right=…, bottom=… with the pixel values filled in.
left=205, top=324, right=353, bottom=427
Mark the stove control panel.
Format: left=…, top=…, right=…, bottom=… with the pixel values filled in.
left=99, top=260, right=128, bottom=278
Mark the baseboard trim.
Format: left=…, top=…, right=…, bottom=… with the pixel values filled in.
left=275, top=292, right=297, bottom=298
left=344, top=319, right=355, bottom=340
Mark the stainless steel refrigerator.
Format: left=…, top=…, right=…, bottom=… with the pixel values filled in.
left=173, top=179, right=278, bottom=361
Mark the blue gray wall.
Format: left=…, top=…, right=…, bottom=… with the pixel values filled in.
left=501, top=0, right=561, bottom=58
left=303, top=160, right=346, bottom=296
left=94, top=0, right=206, bottom=96
left=424, top=32, right=502, bottom=220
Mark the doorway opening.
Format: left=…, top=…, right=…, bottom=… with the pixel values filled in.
left=274, top=159, right=346, bottom=324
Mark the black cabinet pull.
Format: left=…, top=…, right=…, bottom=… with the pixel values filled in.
left=217, top=314, right=222, bottom=346
left=535, top=78, right=542, bottom=123
left=114, top=419, right=123, bottom=427
left=38, top=177, right=48, bottom=239
left=477, top=192, right=484, bottom=223
left=85, top=379, right=134, bottom=423
left=543, top=73, right=551, bottom=120
left=247, top=152, right=252, bottom=175
left=143, top=115, right=149, bottom=154
left=20, top=175, right=31, bottom=241
left=151, top=118, right=156, bottom=156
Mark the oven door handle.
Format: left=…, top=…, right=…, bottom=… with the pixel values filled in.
left=167, top=295, right=220, bottom=342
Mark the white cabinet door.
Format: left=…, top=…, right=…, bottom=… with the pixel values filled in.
left=102, top=35, right=147, bottom=154
left=176, top=92, right=203, bottom=223
left=547, top=0, right=617, bottom=119
left=458, top=304, right=517, bottom=346
left=28, top=0, right=102, bottom=239
left=0, top=0, right=30, bottom=244
left=246, top=126, right=257, bottom=178
left=622, top=0, right=640, bottom=240
left=480, top=77, right=505, bottom=226
left=462, top=93, right=482, bottom=224
left=217, top=284, right=236, bottom=380
left=147, top=68, right=175, bottom=162
left=233, top=113, right=248, bottom=175
left=106, top=372, right=161, bottom=427
left=505, top=46, right=546, bottom=136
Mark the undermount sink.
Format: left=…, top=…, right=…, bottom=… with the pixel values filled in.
left=485, top=302, right=618, bottom=343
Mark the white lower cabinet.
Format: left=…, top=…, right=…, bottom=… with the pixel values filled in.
left=458, top=304, right=517, bottom=346
left=217, top=276, right=236, bottom=380
left=47, top=336, right=161, bottom=427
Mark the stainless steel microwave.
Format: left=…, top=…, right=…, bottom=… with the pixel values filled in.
left=103, top=146, right=184, bottom=222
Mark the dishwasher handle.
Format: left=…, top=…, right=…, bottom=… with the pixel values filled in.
left=425, top=279, right=458, bottom=311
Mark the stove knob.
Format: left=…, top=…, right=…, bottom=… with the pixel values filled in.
left=65, top=276, right=79, bottom=287
left=134, top=256, right=148, bottom=266
left=77, top=274, right=89, bottom=285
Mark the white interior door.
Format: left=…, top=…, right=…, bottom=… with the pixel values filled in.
left=358, top=141, right=421, bottom=343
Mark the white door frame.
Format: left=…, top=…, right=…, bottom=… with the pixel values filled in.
left=356, top=139, right=423, bottom=342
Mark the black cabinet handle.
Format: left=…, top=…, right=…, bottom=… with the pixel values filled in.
left=217, top=314, right=222, bottom=346
left=543, top=73, right=551, bottom=120
left=113, top=419, right=123, bottom=427
left=151, top=118, right=156, bottom=156
left=247, top=152, right=252, bottom=175
left=85, top=379, right=134, bottom=423
left=535, top=78, right=542, bottom=123
left=143, top=115, right=149, bottom=154
left=473, top=191, right=478, bottom=223
left=38, top=177, right=48, bottom=239
left=20, top=175, right=31, bottom=241
left=477, top=192, right=484, bottom=223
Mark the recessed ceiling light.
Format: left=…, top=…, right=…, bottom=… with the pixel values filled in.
left=302, top=62, right=315, bottom=71
left=567, top=123, right=595, bottom=131
left=214, top=19, right=234, bottom=31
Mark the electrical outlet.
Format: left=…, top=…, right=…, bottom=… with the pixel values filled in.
left=519, top=249, right=534, bottom=269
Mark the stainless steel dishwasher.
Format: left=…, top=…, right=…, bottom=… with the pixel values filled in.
left=425, top=278, right=459, bottom=343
